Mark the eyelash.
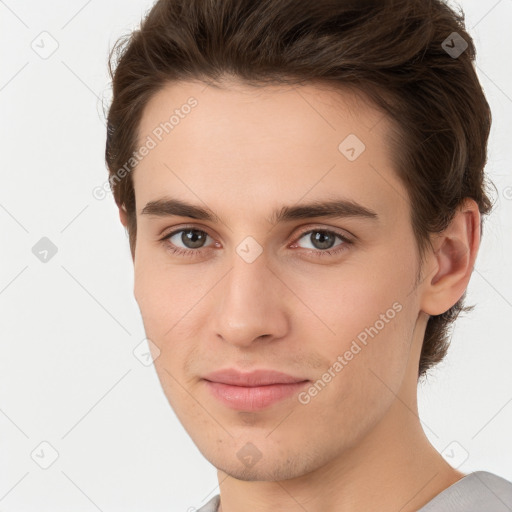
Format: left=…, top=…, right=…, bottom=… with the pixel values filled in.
left=159, top=225, right=353, bottom=259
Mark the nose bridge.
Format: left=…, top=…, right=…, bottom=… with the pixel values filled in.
left=211, top=245, right=288, bottom=346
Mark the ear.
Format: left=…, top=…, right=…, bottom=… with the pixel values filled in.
left=119, top=203, right=128, bottom=227
left=420, top=198, right=481, bottom=316
left=118, top=203, right=136, bottom=262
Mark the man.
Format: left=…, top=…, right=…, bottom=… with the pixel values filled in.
left=105, top=0, right=512, bottom=510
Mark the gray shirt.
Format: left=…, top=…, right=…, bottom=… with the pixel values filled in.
left=195, top=471, right=512, bottom=512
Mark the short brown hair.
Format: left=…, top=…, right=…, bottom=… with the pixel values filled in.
left=105, top=0, right=494, bottom=378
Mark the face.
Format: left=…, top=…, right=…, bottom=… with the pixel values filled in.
left=131, top=79, right=425, bottom=481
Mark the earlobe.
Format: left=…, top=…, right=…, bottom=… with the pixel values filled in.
left=420, top=199, right=480, bottom=316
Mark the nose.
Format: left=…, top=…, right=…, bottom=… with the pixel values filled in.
left=211, top=251, right=289, bottom=348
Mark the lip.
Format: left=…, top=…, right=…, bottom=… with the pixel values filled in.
left=203, top=368, right=307, bottom=386
left=202, top=369, right=309, bottom=411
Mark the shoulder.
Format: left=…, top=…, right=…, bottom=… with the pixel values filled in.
left=418, top=471, right=512, bottom=512
left=193, top=473, right=512, bottom=512
left=195, top=494, right=220, bottom=512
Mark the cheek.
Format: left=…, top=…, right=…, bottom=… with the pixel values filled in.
left=293, top=254, right=414, bottom=405
left=134, top=254, right=198, bottom=334
left=133, top=255, right=213, bottom=386
left=298, top=302, right=413, bottom=446
left=292, top=255, right=410, bottom=345
left=134, top=262, right=201, bottom=412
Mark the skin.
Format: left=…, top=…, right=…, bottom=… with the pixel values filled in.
left=119, top=79, right=480, bottom=512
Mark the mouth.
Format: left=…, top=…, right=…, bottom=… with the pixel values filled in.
left=202, top=368, right=310, bottom=411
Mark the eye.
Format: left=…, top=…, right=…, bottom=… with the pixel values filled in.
left=291, top=228, right=352, bottom=257
left=159, top=226, right=353, bottom=259
left=160, top=227, right=215, bottom=258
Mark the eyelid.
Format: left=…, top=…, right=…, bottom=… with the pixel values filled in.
left=292, top=224, right=355, bottom=243
left=160, top=224, right=215, bottom=241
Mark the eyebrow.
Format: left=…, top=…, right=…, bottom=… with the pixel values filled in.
left=140, top=197, right=379, bottom=224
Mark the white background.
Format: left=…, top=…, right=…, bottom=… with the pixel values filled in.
left=1, top=0, right=511, bottom=510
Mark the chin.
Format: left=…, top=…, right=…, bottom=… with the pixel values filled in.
left=203, top=443, right=326, bottom=482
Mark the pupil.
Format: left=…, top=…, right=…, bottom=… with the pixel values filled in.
left=312, top=231, right=335, bottom=250
left=183, top=230, right=205, bottom=249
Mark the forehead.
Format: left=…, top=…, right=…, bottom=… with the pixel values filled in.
left=133, top=79, right=408, bottom=223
